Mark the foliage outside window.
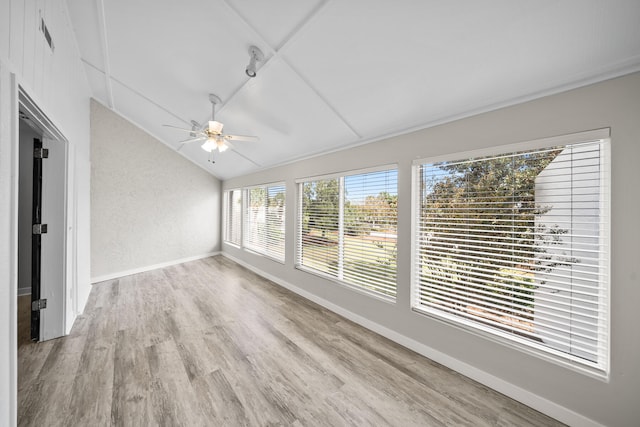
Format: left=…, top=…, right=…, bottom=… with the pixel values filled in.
left=413, top=136, right=609, bottom=374
left=298, top=167, right=398, bottom=299
left=245, top=183, right=286, bottom=262
left=223, top=189, right=242, bottom=246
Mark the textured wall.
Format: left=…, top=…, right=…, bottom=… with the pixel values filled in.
left=222, top=72, right=640, bottom=427
left=91, top=100, right=220, bottom=278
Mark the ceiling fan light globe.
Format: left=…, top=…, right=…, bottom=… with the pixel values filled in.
left=218, top=142, right=229, bottom=152
left=201, top=139, right=216, bottom=152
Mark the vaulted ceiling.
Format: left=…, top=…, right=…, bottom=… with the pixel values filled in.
left=66, top=0, right=640, bottom=180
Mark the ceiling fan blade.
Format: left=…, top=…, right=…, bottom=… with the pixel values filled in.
left=223, top=134, right=259, bottom=142
left=163, top=124, right=199, bottom=134
left=178, top=136, right=206, bottom=143
left=176, top=136, right=205, bottom=152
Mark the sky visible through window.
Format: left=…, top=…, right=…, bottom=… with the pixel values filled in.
left=344, top=169, right=398, bottom=204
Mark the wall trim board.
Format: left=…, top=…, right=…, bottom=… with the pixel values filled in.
left=221, top=252, right=604, bottom=427
left=91, top=252, right=220, bottom=284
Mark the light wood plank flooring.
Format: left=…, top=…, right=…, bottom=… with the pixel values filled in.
left=18, top=294, right=31, bottom=348
left=18, top=256, right=564, bottom=426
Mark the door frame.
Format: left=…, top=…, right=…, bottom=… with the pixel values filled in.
left=18, top=87, right=70, bottom=342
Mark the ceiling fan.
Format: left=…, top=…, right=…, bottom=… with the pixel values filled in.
left=164, top=94, right=259, bottom=157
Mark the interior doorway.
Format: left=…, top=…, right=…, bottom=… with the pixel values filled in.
left=17, top=88, right=69, bottom=343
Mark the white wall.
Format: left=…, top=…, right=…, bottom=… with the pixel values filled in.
left=90, top=100, right=221, bottom=280
left=222, top=72, right=640, bottom=427
left=0, top=0, right=92, bottom=425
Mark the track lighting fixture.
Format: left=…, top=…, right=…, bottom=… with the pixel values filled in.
left=245, top=45, right=264, bottom=78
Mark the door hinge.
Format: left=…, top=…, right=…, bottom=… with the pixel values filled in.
left=34, top=147, right=49, bottom=159
left=32, top=299, right=47, bottom=311
left=32, top=223, right=48, bottom=234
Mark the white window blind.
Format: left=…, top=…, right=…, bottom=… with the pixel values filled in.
left=223, top=189, right=242, bottom=246
left=245, top=183, right=286, bottom=262
left=413, top=139, right=609, bottom=373
left=298, top=168, right=398, bottom=299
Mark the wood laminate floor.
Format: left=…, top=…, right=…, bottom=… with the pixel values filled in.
left=18, top=294, right=31, bottom=348
left=18, top=256, right=564, bottom=426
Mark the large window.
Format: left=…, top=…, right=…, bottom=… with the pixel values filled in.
left=244, top=183, right=286, bottom=262
left=223, top=189, right=242, bottom=246
left=413, top=131, right=609, bottom=375
left=298, top=167, right=398, bottom=299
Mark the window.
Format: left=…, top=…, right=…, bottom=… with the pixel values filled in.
left=245, top=183, right=286, bottom=262
left=223, top=189, right=242, bottom=246
left=298, top=167, right=398, bottom=299
left=413, top=131, right=609, bottom=375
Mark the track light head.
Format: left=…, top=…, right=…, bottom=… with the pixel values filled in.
left=245, top=45, right=264, bottom=78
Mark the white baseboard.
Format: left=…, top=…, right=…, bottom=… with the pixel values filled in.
left=221, top=252, right=602, bottom=427
left=91, top=252, right=220, bottom=284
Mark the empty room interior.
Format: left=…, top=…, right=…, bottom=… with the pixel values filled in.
left=2, top=1, right=640, bottom=426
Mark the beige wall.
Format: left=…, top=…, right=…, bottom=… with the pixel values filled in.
left=90, top=100, right=221, bottom=279
left=222, top=72, right=640, bottom=427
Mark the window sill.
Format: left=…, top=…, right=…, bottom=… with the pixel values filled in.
left=295, top=264, right=397, bottom=304
left=411, top=305, right=609, bottom=382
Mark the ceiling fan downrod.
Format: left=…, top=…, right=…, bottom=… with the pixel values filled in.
left=209, top=94, right=222, bottom=121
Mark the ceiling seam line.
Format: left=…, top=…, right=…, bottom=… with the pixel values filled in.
left=214, top=0, right=277, bottom=119
left=271, top=0, right=365, bottom=136
left=220, top=0, right=276, bottom=55
left=283, top=60, right=362, bottom=139
left=274, top=0, right=333, bottom=54
left=220, top=0, right=359, bottom=138
left=108, top=75, right=191, bottom=126
left=269, top=0, right=359, bottom=134
left=95, top=0, right=114, bottom=109
left=207, top=0, right=275, bottom=168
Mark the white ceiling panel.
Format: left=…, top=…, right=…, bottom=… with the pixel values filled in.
left=109, top=80, right=188, bottom=151
left=65, top=0, right=104, bottom=69
left=215, top=57, right=357, bottom=167
left=284, top=0, right=640, bottom=137
left=226, top=0, right=323, bottom=48
left=65, top=0, right=640, bottom=180
left=103, top=0, right=264, bottom=121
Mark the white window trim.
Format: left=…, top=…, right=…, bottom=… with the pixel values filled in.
left=411, top=128, right=610, bottom=167
left=295, top=163, right=398, bottom=184
left=410, top=128, right=611, bottom=380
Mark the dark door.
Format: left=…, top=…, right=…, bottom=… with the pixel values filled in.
left=31, top=138, right=43, bottom=341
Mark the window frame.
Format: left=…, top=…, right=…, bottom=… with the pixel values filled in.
left=295, top=164, right=399, bottom=302
left=243, top=181, right=287, bottom=263
left=222, top=188, right=242, bottom=248
left=410, top=128, right=611, bottom=379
